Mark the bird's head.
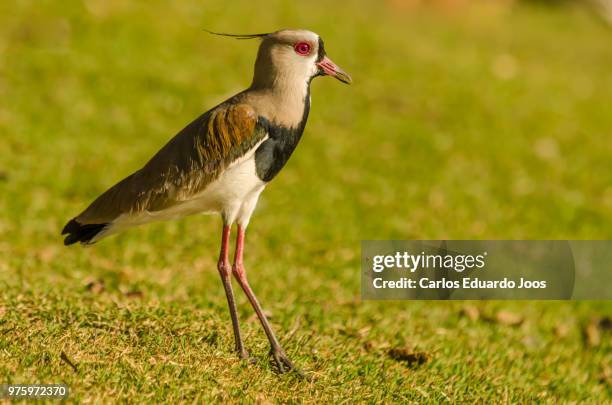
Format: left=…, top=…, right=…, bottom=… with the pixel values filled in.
left=207, top=29, right=351, bottom=88
left=256, top=29, right=352, bottom=86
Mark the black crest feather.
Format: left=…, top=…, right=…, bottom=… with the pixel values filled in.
left=204, top=29, right=270, bottom=40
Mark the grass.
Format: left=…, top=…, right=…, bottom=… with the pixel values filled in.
left=1, top=0, right=611, bottom=402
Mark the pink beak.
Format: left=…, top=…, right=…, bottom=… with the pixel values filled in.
left=316, top=56, right=352, bottom=84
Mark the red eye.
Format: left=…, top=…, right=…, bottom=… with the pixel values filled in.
left=294, top=42, right=311, bottom=55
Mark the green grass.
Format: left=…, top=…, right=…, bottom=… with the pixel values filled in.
left=1, top=0, right=611, bottom=402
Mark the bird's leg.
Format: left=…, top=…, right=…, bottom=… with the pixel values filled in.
left=216, top=224, right=249, bottom=360
left=231, top=225, right=301, bottom=375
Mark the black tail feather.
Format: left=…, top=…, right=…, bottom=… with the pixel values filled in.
left=62, top=219, right=108, bottom=246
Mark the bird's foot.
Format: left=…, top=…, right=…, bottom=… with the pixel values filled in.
left=237, top=348, right=257, bottom=365
left=270, top=348, right=305, bottom=378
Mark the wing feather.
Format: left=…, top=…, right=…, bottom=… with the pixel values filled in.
left=72, top=101, right=265, bottom=226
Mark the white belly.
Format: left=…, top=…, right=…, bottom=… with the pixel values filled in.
left=182, top=150, right=267, bottom=224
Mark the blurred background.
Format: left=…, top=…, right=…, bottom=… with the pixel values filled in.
left=0, top=0, right=610, bottom=402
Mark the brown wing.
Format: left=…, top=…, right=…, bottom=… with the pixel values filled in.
left=64, top=101, right=266, bottom=240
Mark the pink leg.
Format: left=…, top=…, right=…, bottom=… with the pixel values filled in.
left=216, top=224, right=248, bottom=359
left=232, top=225, right=301, bottom=374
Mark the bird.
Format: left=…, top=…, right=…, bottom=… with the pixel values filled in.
left=61, top=29, right=351, bottom=374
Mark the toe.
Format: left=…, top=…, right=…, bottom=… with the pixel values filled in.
left=270, top=349, right=306, bottom=378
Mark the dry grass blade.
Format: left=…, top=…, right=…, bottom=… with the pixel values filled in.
left=60, top=351, right=79, bottom=373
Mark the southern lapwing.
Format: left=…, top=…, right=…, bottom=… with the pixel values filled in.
left=62, top=29, right=351, bottom=373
